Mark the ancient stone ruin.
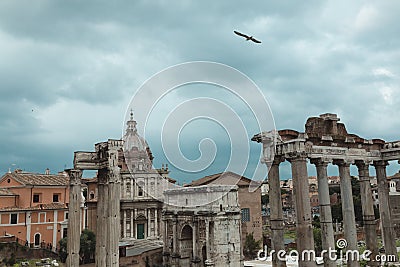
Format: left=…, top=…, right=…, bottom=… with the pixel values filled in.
left=253, top=113, right=400, bottom=267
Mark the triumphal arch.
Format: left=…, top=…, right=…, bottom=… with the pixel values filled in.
left=253, top=113, right=400, bottom=267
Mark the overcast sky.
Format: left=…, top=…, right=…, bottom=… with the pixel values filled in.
left=1, top=0, right=400, bottom=183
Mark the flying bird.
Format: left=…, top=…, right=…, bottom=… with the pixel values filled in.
left=234, top=30, right=261, bottom=44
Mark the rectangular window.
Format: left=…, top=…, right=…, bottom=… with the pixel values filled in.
left=62, top=228, right=68, bottom=238
left=33, top=194, right=40, bottom=203
left=53, top=194, right=60, bottom=202
left=241, top=208, right=250, bottom=222
left=65, top=212, right=68, bottom=220
left=10, top=213, right=18, bottom=224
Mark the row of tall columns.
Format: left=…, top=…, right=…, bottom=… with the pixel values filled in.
left=66, top=169, right=82, bottom=267
left=269, top=156, right=398, bottom=267
left=121, top=208, right=160, bottom=239
left=268, top=158, right=286, bottom=267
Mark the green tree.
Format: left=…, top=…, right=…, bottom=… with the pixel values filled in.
left=80, top=229, right=96, bottom=264
left=312, top=215, right=321, bottom=228
left=58, top=229, right=96, bottom=264
left=313, top=228, right=322, bottom=254
left=58, top=237, right=68, bottom=263
left=243, top=233, right=261, bottom=260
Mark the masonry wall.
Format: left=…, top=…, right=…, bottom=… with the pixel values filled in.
left=238, top=186, right=262, bottom=245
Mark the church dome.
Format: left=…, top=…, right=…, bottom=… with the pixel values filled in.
left=123, top=111, right=148, bottom=153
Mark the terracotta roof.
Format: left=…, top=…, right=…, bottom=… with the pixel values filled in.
left=185, top=171, right=257, bottom=187
left=0, top=188, right=16, bottom=196
left=0, top=203, right=67, bottom=212
left=388, top=172, right=400, bottom=180
left=1, top=172, right=69, bottom=186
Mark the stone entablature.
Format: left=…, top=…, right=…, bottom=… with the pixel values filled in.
left=252, top=113, right=400, bottom=163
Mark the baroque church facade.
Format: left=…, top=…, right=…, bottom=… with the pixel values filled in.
left=86, top=112, right=173, bottom=243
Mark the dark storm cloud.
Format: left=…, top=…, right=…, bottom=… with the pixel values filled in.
left=1, top=0, right=400, bottom=179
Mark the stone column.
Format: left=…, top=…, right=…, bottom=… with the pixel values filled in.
left=52, top=210, right=58, bottom=252
left=66, top=169, right=82, bottom=267
left=334, top=160, right=359, bottom=267
left=355, top=161, right=379, bottom=266
left=205, top=220, right=210, bottom=260
left=131, top=210, right=134, bottom=238
left=192, top=219, right=199, bottom=264
left=26, top=211, right=31, bottom=245
left=108, top=165, right=121, bottom=267
left=268, top=157, right=286, bottom=267
left=310, top=158, right=335, bottom=267
left=288, top=154, right=316, bottom=267
left=172, top=217, right=178, bottom=256
left=130, top=178, right=134, bottom=199
left=96, top=169, right=107, bottom=267
left=374, top=161, right=397, bottom=260
left=123, top=210, right=127, bottom=238
left=155, top=209, right=158, bottom=237
left=147, top=209, right=151, bottom=238
left=134, top=208, right=138, bottom=238
left=163, top=217, right=170, bottom=266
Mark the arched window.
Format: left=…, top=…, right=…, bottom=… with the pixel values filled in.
left=34, top=233, right=41, bottom=247
left=89, top=191, right=95, bottom=200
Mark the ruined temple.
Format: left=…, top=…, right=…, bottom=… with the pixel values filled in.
left=253, top=113, right=400, bottom=267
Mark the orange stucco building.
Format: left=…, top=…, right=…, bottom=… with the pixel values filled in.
left=0, top=169, right=84, bottom=251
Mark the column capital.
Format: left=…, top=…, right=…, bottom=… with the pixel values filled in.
left=373, top=160, right=389, bottom=167
left=333, top=159, right=354, bottom=167
left=310, top=157, right=331, bottom=167
left=98, top=168, right=108, bottom=185
left=108, top=166, right=121, bottom=183
left=272, top=156, right=285, bottom=165
left=66, top=169, right=82, bottom=186
left=355, top=159, right=372, bottom=169
left=286, top=151, right=308, bottom=162
left=355, top=160, right=371, bottom=181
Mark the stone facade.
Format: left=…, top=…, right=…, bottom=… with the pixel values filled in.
left=0, top=170, right=77, bottom=252
left=185, top=172, right=262, bottom=249
left=162, top=185, right=243, bottom=267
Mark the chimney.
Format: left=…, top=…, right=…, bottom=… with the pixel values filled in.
left=45, top=168, right=50, bottom=175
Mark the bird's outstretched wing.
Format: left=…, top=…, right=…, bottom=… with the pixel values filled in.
left=234, top=30, right=249, bottom=39
left=250, top=37, right=262, bottom=43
